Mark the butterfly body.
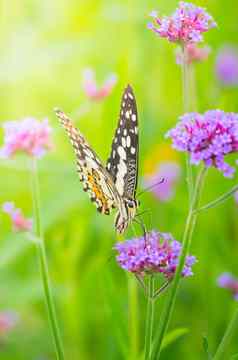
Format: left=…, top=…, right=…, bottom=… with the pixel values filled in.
left=55, top=85, right=139, bottom=234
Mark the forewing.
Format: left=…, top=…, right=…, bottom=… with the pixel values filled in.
left=55, top=108, right=117, bottom=214
left=106, top=85, right=139, bottom=198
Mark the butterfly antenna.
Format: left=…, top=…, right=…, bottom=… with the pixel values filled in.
left=136, top=208, right=152, bottom=218
left=137, top=177, right=165, bottom=197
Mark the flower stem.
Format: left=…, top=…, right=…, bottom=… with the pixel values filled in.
left=196, top=184, right=238, bottom=214
left=30, top=158, right=65, bottom=360
left=128, top=275, right=139, bottom=360
left=152, top=166, right=206, bottom=360
left=182, top=44, right=194, bottom=203
left=182, top=45, right=190, bottom=112
left=213, top=307, right=238, bottom=360
left=144, top=276, right=155, bottom=360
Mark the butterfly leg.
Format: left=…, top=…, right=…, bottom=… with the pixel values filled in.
left=133, top=216, right=147, bottom=247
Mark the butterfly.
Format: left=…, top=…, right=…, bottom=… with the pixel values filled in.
left=55, top=85, right=139, bottom=234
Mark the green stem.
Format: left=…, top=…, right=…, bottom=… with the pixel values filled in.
left=213, top=307, right=238, bottom=360
left=128, top=275, right=139, bottom=360
left=152, top=167, right=206, bottom=360
left=196, top=184, right=238, bottom=214
left=30, top=158, right=65, bottom=360
left=182, top=45, right=189, bottom=112
left=182, top=44, right=194, bottom=203
left=144, top=276, right=155, bottom=360
left=189, top=64, right=197, bottom=111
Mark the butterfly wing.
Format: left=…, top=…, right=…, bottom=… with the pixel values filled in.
left=55, top=109, right=118, bottom=215
left=106, top=85, right=139, bottom=198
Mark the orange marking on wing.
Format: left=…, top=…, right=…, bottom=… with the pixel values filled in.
left=87, top=173, right=110, bottom=212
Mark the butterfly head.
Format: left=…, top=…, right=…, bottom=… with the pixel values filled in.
left=114, top=197, right=140, bottom=234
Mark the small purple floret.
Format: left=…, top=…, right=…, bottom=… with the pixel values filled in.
left=114, top=230, right=196, bottom=279
left=217, top=272, right=238, bottom=301
left=166, top=110, right=238, bottom=178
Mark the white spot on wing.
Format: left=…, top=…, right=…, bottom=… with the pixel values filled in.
left=132, top=114, right=136, bottom=122
left=128, top=92, right=134, bottom=100
left=131, top=147, right=136, bottom=154
left=125, top=111, right=130, bottom=119
left=121, top=137, right=126, bottom=148
left=126, top=135, right=131, bottom=147
left=86, top=157, right=99, bottom=168
left=83, top=147, right=94, bottom=158
left=115, top=160, right=127, bottom=195
left=123, top=129, right=127, bottom=136
left=118, top=146, right=126, bottom=160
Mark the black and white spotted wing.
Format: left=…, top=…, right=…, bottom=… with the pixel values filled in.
left=106, top=85, right=139, bottom=198
left=55, top=108, right=118, bottom=215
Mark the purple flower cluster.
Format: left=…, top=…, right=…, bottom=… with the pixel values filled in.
left=115, top=231, right=196, bottom=279
left=0, top=118, right=53, bottom=159
left=166, top=110, right=238, bottom=177
left=216, top=46, right=238, bottom=86
left=217, top=273, right=238, bottom=300
left=148, top=2, right=216, bottom=44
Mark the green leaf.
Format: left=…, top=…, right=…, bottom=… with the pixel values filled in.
left=202, top=335, right=212, bottom=360
left=161, top=328, right=189, bottom=350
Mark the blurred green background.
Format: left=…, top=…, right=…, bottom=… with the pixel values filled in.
left=1, top=0, right=238, bottom=359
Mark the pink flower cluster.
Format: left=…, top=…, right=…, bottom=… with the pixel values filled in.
left=217, top=273, right=238, bottom=300
left=82, top=68, right=117, bottom=101
left=148, top=2, right=216, bottom=44
left=2, top=202, right=32, bottom=232
left=0, top=118, right=53, bottom=159
left=144, top=162, right=181, bottom=202
left=115, top=231, right=196, bottom=279
left=0, top=311, right=18, bottom=334
left=176, top=44, right=211, bottom=65
left=166, top=110, right=238, bottom=177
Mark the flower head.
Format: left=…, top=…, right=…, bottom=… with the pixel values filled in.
left=176, top=44, right=211, bottom=65
left=2, top=202, right=32, bottom=232
left=148, top=2, right=216, bottom=44
left=166, top=110, right=238, bottom=177
left=82, top=68, right=117, bottom=101
left=216, top=46, right=238, bottom=86
left=0, top=118, right=53, bottom=159
left=144, top=162, right=181, bottom=202
left=115, top=230, right=196, bottom=279
left=217, top=273, right=238, bottom=301
left=0, top=311, right=18, bottom=334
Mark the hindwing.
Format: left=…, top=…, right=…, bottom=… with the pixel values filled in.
left=55, top=109, right=117, bottom=215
